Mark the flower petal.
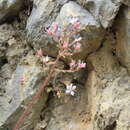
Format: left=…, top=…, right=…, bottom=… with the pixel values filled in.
left=71, top=91, right=75, bottom=96
left=66, top=90, right=71, bottom=94
left=66, top=85, right=71, bottom=90
left=72, top=85, right=76, bottom=90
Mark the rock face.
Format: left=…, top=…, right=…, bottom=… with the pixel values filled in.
left=85, top=36, right=130, bottom=130
left=86, top=68, right=130, bottom=130
left=40, top=83, right=90, bottom=130
left=26, top=0, right=69, bottom=56
left=0, top=0, right=130, bottom=130
left=0, top=54, right=48, bottom=129
left=121, top=0, right=130, bottom=6
left=77, top=0, right=121, bottom=28
left=26, top=1, right=105, bottom=58
left=54, top=1, right=105, bottom=59
left=0, top=0, right=23, bottom=24
left=115, top=6, right=130, bottom=74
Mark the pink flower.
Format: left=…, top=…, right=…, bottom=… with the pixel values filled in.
left=78, top=60, right=86, bottom=68
left=66, top=84, right=76, bottom=96
left=74, top=43, right=81, bottom=51
left=46, top=28, right=53, bottom=35
left=63, top=42, right=68, bottom=49
left=71, top=19, right=80, bottom=29
left=37, top=49, right=43, bottom=57
left=52, top=24, right=58, bottom=33
left=20, top=76, right=26, bottom=85
left=42, top=56, right=50, bottom=63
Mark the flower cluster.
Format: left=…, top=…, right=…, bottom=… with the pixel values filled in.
left=44, top=19, right=86, bottom=96
left=15, top=18, right=87, bottom=130
left=35, top=19, right=86, bottom=96
left=66, top=84, right=76, bottom=96
left=20, top=76, right=26, bottom=85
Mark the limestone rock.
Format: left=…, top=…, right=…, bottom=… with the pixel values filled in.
left=0, top=55, right=48, bottom=129
left=94, top=71, right=130, bottom=130
left=77, top=0, right=121, bottom=28
left=0, top=0, right=23, bottom=24
left=86, top=34, right=130, bottom=130
left=115, top=6, right=130, bottom=74
left=120, top=0, right=130, bottom=6
left=26, top=0, right=69, bottom=56
left=55, top=1, right=105, bottom=59
left=87, top=34, right=120, bottom=79
left=0, top=24, right=15, bottom=62
left=85, top=67, right=130, bottom=130
left=26, top=1, right=105, bottom=59
left=43, top=83, right=90, bottom=130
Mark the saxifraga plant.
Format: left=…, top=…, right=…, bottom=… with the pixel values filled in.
left=13, top=18, right=86, bottom=130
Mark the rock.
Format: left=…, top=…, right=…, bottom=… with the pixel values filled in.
left=0, top=54, right=48, bottom=129
left=85, top=67, right=130, bottom=130
left=0, top=24, right=15, bottom=63
left=0, top=23, right=28, bottom=70
left=42, top=83, right=90, bottom=130
left=115, top=6, right=130, bottom=74
left=26, top=1, right=105, bottom=59
left=94, top=71, right=130, bottom=130
left=87, top=33, right=120, bottom=79
left=120, top=0, right=130, bottom=6
left=85, top=34, right=130, bottom=130
left=0, top=64, right=12, bottom=97
left=0, top=0, right=23, bottom=24
left=26, top=0, right=69, bottom=56
left=77, top=0, right=121, bottom=28
left=54, top=1, right=105, bottom=59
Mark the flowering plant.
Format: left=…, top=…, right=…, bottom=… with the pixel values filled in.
left=13, top=18, right=86, bottom=130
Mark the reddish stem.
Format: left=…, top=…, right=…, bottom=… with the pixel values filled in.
left=13, top=54, right=61, bottom=130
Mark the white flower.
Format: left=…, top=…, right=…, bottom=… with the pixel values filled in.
left=43, top=55, right=50, bottom=63
left=74, top=37, right=82, bottom=42
left=77, top=60, right=86, bottom=68
left=66, top=84, right=76, bottom=96
left=70, top=18, right=78, bottom=24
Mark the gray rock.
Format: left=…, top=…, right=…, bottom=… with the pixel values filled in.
left=0, top=24, right=15, bottom=59
left=0, top=55, right=48, bottom=129
left=85, top=65, right=130, bottom=130
left=26, top=0, right=69, bottom=56
left=115, top=6, right=130, bottom=74
left=26, top=1, right=105, bottom=59
left=0, top=0, right=23, bottom=24
left=119, top=0, right=130, bottom=6
left=94, top=73, right=130, bottom=130
left=86, top=35, right=130, bottom=130
left=54, top=1, right=105, bottom=59
left=42, top=82, right=89, bottom=130
left=87, top=35, right=120, bottom=79
left=77, top=0, right=121, bottom=28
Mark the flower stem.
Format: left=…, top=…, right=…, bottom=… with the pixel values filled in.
left=13, top=54, right=61, bottom=130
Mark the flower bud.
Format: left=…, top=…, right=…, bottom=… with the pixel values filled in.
left=74, top=43, right=81, bottom=51
left=37, top=49, right=43, bottom=57
left=63, top=42, right=68, bottom=49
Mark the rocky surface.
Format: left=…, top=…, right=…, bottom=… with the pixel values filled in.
left=26, top=1, right=105, bottom=58
left=54, top=1, right=105, bottom=59
left=0, top=53, right=48, bottom=129
left=115, top=6, right=130, bottom=74
left=26, top=0, right=69, bottom=56
left=0, top=0, right=23, bottom=24
left=77, top=0, right=121, bottom=28
left=86, top=36, right=130, bottom=130
left=0, top=0, right=130, bottom=130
